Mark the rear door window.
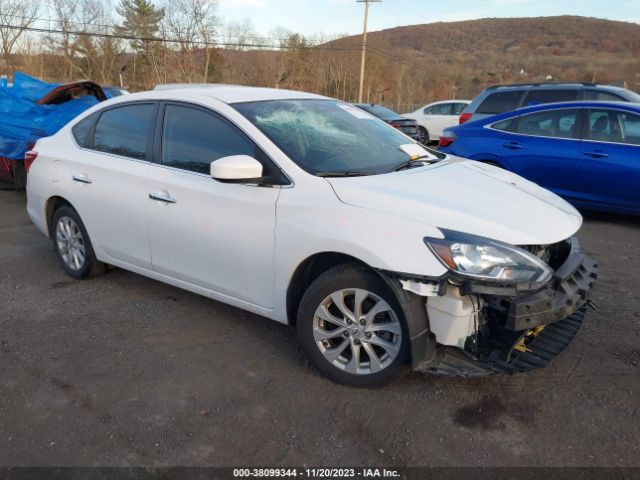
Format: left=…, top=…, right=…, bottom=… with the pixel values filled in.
left=587, top=110, right=620, bottom=142
left=476, top=91, right=524, bottom=115
left=427, top=103, right=453, bottom=115
left=523, top=89, right=578, bottom=106
left=515, top=109, right=580, bottom=139
left=92, top=103, right=155, bottom=160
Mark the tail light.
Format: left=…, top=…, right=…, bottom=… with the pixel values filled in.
left=439, top=132, right=457, bottom=148
left=24, top=150, right=38, bottom=172
left=459, top=112, right=473, bottom=124
left=389, top=121, right=402, bottom=129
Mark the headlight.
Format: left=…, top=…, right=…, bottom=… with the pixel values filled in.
left=425, top=229, right=552, bottom=284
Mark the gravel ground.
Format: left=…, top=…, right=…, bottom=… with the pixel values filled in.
left=1, top=190, right=639, bottom=467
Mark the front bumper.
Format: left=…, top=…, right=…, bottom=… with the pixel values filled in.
left=504, top=239, right=598, bottom=330
left=415, top=237, right=598, bottom=376
left=418, top=306, right=588, bottom=377
left=454, top=237, right=598, bottom=330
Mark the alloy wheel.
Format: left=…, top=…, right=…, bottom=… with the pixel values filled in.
left=56, top=216, right=86, bottom=271
left=313, top=288, right=402, bottom=375
left=416, top=127, right=429, bottom=145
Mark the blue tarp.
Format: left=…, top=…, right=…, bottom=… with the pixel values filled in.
left=0, top=72, right=100, bottom=160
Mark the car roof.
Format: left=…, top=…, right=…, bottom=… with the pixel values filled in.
left=353, top=103, right=385, bottom=107
left=505, top=100, right=640, bottom=115
left=455, top=100, right=640, bottom=129
left=145, top=84, right=326, bottom=104
left=426, top=100, right=471, bottom=105
left=483, top=82, right=630, bottom=93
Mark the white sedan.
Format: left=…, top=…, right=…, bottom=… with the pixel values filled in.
left=26, top=86, right=596, bottom=387
left=403, top=100, right=471, bottom=144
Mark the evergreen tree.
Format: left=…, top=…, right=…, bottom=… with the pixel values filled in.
left=116, top=0, right=165, bottom=54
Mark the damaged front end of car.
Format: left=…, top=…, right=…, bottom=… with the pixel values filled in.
left=392, top=231, right=598, bottom=377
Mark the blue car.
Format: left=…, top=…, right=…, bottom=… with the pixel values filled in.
left=439, top=101, right=640, bottom=215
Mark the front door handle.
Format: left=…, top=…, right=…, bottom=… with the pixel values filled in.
left=584, top=150, right=609, bottom=158
left=72, top=174, right=92, bottom=184
left=148, top=192, right=177, bottom=204
left=502, top=141, right=524, bottom=150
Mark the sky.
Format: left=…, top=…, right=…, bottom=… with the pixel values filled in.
left=217, top=0, right=640, bottom=37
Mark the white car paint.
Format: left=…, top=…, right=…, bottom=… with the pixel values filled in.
left=403, top=100, right=471, bottom=142
left=26, top=86, right=582, bottom=351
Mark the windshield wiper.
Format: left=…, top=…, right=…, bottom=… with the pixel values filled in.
left=389, top=156, right=439, bottom=172
left=315, top=171, right=369, bottom=178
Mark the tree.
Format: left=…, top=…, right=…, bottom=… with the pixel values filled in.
left=116, top=0, right=164, bottom=52
left=164, top=0, right=219, bottom=83
left=0, top=0, right=40, bottom=73
left=116, top=0, right=165, bottom=85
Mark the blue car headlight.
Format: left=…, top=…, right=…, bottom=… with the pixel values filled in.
left=425, top=229, right=552, bottom=284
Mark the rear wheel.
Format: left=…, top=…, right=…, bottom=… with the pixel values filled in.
left=51, top=206, right=106, bottom=279
left=416, top=127, right=429, bottom=145
left=297, top=263, right=410, bottom=387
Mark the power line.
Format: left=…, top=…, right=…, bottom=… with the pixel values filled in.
left=0, top=13, right=312, bottom=44
left=0, top=22, right=360, bottom=50
left=0, top=22, right=432, bottom=71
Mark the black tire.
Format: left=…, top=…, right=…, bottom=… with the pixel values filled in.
left=297, top=263, right=411, bottom=388
left=417, top=126, right=430, bottom=145
left=51, top=206, right=106, bottom=279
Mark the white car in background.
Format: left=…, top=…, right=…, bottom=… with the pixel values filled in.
left=26, top=86, right=596, bottom=387
left=404, top=100, right=471, bottom=144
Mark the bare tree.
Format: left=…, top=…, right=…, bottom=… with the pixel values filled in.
left=74, top=0, right=124, bottom=85
left=0, top=0, right=40, bottom=73
left=163, top=0, right=219, bottom=83
left=222, top=18, right=260, bottom=50
left=50, top=0, right=79, bottom=81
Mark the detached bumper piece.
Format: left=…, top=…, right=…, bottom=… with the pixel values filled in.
left=417, top=307, right=587, bottom=377
left=500, top=306, right=586, bottom=373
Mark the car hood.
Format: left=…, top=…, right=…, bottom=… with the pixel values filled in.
left=326, top=158, right=582, bottom=246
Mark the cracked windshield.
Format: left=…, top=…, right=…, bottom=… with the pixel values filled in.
left=234, top=99, right=432, bottom=175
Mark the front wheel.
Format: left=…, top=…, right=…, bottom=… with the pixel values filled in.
left=297, top=263, right=410, bottom=387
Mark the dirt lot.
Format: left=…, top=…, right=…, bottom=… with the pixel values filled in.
left=1, top=189, right=639, bottom=467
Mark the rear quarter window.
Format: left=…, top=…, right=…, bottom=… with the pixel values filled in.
left=492, top=118, right=517, bottom=132
left=71, top=112, right=98, bottom=147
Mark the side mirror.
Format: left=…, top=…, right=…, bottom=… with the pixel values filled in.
left=210, top=155, right=263, bottom=182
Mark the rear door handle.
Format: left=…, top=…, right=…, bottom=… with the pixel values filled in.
left=148, top=192, right=177, bottom=204
left=72, top=174, right=92, bottom=184
left=501, top=141, right=524, bottom=150
left=584, top=150, right=609, bottom=158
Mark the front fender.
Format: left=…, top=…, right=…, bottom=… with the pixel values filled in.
left=273, top=194, right=447, bottom=323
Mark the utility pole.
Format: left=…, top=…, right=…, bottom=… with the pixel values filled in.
left=356, top=0, right=381, bottom=103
